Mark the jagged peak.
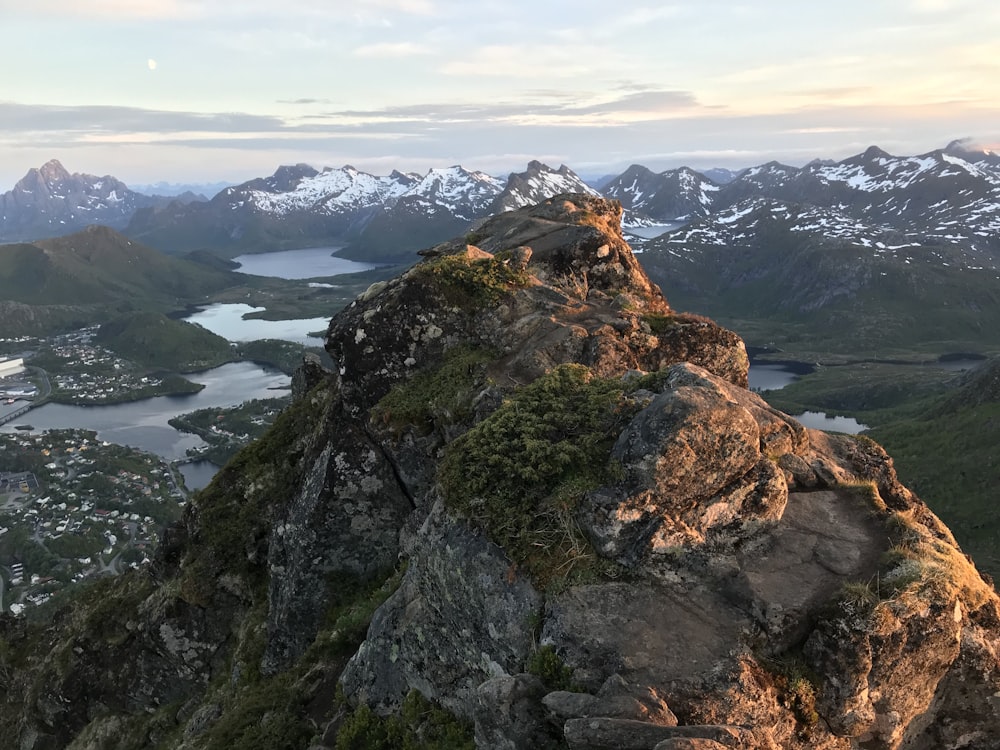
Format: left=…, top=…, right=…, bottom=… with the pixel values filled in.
left=859, top=145, right=893, bottom=161
left=38, top=159, right=71, bottom=182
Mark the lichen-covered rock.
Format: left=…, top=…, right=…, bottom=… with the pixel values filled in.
left=338, top=499, right=543, bottom=715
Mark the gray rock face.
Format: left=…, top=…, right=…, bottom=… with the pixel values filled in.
left=262, top=409, right=414, bottom=673
left=339, top=500, right=543, bottom=715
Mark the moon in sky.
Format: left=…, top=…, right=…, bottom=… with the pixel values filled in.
left=147, top=59, right=157, bottom=71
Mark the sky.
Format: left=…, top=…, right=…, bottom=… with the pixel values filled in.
left=1, top=0, right=999, bottom=188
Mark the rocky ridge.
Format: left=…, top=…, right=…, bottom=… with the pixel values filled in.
left=0, top=195, right=998, bottom=750
left=0, top=160, right=191, bottom=242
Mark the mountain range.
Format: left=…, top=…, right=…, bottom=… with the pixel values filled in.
left=3, top=142, right=999, bottom=353
left=3, top=142, right=999, bottom=267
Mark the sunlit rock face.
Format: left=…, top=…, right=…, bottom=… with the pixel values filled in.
left=2, top=193, right=999, bottom=750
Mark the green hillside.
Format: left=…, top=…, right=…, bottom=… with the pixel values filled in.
left=640, top=227, right=1000, bottom=358
left=0, top=225, right=241, bottom=307
left=94, top=312, right=234, bottom=371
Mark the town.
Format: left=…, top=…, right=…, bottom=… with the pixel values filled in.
left=0, top=429, right=187, bottom=616
left=22, top=327, right=203, bottom=404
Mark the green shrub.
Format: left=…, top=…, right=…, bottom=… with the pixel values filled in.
left=438, top=364, right=632, bottom=585
left=307, top=566, right=406, bottom=661
left=641, top=312, right=678, bottom=334
left=335, top=690, right=474, bottom=750
left=372, top=346, right=494, bottom=434
left=760, top=653, right=820, bottom=727
left=526, top=645, right=577, bottom=691
left=412, top=254, right=529, bottom=308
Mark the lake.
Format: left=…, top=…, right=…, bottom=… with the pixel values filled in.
left=232, top=246, right=378, bottom=279
left=5, top=248, right=375, bottom=493
left=625, top=223, right=687, bottom=240
left=179, top=460, right=223, bottom=492
left=793, top=411, right=868, bottom=434
left=184, top=303, right=329, bottom=346
left=748, top=363, right=804, bottom=391
left=0, top=362, right=290, bottom=467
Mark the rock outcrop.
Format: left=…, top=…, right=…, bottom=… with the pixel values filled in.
left=1, top=194, right=998, bottom=750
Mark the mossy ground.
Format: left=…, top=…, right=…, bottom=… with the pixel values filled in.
left=372, top=345, right=495, bottom=435
left=411, top=253, right=530, bottom=308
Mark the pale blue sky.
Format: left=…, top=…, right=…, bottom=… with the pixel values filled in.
left=1, top=0, right=997, bottom=185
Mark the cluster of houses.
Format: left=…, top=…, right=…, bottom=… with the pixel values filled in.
left=0, top=430, right=185, bottom=615
left=44, top=334, right=166, bottom=402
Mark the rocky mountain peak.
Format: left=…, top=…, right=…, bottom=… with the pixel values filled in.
left=36, top=158, right=71, bottom=183
left=1, top=160, right=157, bottom=242
left=860, top=144, right=893, bottom=161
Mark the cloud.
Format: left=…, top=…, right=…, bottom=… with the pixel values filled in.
left=277, top=98, right=333, bottom=105
left=353, top=42, right=431, bottom=58
left=2, top=0, right=198, bottom=19
left=364, top=0, right=435, bottom=12
left=0, top=102, right=286, bottom=134
left=1, top=0, right=435, bottom=22
left=320, top=89, right=700, bottom=127
left=440, top=45, right=595, bottom=78
left=147, top=58, right=158, bottom=71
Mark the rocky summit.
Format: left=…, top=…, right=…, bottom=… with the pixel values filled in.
left=2, top=194, right=1000, bottom=750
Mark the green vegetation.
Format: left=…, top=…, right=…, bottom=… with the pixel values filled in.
left=644, top=223, right=1000, bottom=358
left=412, top=253, right=530, bottom=308
left=439, top=364, right=631, bottom=586
left=335, top=690, right=475, bottom=750
left=200, top=671, right=313, bottom=750
left=0, top=230, right=233, bottom=307
left=191, top=566, right=414, bottom=750
left=868, top=402, right=1000, bottom=580
left=94, top=312, right=234, bottom=371
left=306, top=567, right=406, bottom=663
left=525, top=645, right=577, bottom=692
left=761, top=653, right=820, bottom=727
left=641, top=312, right=679, bottom=334
left=373, top=346, right=494, bottom=434
left=184, top=382, right=333, bottom=584
left=169, top=397, right=288, bottom=465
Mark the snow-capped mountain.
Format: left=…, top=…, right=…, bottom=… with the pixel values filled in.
left=491, top=161, right=599, bottom=213
left=125, top=162, right=596, bottom=260
left=633, top=144, right=1000, bottom=352
left=656, top=197, right=983, bottom=267
left=224, top=164, right=420, bottom=217
left=602, top=164, right=719, bottom=224
left=396, top=166, right=504, bottom=221
left=0, top=160, right=167, bottom=242
left=7, top=143, right=1000, bottom=266
left=709, top=145, right=1000, bottom=256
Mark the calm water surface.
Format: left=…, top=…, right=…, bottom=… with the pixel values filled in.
left=748, top=363, right=802, bottom=391
left=1, top=362, right=290, bottom=462
left=184, top=303, right=329, bottom=346
left=793, top=411, right=868, bottom=434
left=232, top=246, right=377, bottom=279
left=179, top=460, right=222, bottom=492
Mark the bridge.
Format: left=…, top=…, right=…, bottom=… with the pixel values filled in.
left=0, top=403, right=35, bottom=427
